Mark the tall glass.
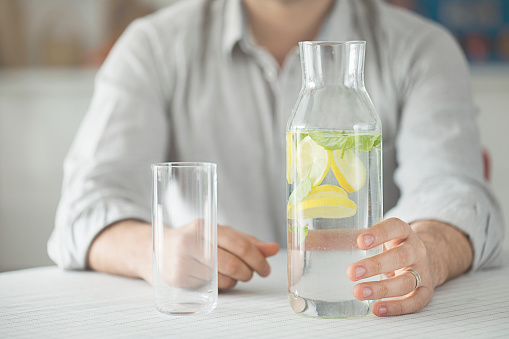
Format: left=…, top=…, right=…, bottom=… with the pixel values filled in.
left=286, top=42, right=383, bottom=318
left=152, top=162, right=218, bottom=315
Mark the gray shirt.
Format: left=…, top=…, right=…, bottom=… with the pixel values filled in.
left=48, top=0, right=504, bottom=270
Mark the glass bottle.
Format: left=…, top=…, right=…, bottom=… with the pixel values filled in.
left=286, top=41, right=382, bottom=318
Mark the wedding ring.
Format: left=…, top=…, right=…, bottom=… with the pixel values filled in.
left=405, top=269, right=421, bottom=291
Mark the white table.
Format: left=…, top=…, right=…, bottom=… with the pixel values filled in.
left=1, top=251, right=508, bottom=338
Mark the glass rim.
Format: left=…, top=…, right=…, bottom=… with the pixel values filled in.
left=299, top=41, right=366, bottom=46
left=151, top=162, right=217, bottom=169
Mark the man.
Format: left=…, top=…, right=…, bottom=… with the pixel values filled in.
left=48, top=0, right=504, bottom=317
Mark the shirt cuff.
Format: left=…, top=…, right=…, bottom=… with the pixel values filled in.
left=48, top=198, right=151, bottom=270
left=385, top=177, right=505, bottom=271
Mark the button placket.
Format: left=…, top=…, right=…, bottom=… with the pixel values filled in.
left=264, top=67, right=278, bottom=83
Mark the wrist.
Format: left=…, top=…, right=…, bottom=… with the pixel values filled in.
left=125, top=220, right=153, bottom=282
left=88, top=219, right=153, bottom=282
left=411, top=220, right=473, bottom=288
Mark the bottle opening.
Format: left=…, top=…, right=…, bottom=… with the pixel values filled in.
left=299, top=41, right=366, bottom=88
left=299, top=41, right=366, bottom=47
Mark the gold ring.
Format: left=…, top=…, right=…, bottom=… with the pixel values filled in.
left=405, top=269, right=421, bottom=291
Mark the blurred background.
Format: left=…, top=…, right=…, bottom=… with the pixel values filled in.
left=0, top=0, right=508, bottom=272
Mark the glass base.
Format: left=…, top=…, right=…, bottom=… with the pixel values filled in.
left=289, top=294, right=375, bottom=319
left=155, top=301, right=217, bottom=315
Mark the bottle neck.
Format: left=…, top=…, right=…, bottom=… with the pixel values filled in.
left=299, top=41, right=366, bottom=89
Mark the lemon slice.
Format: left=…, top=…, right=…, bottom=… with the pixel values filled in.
left=308, top=184, right=348, bottom=198
left=286, top=133, right=293, bottom=184
left=288, top=195, right=357, bottom=219
left=330, top=149, right=366, bottom=193
left=297, top=136, right=330, bottom=187
left=287, top=184, right=347, bottom=208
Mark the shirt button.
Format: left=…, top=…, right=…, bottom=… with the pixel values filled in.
left=264, top=68, right=277, bottom=82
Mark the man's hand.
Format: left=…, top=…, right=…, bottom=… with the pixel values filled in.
left=156, top=220, right=215, bottom=289
left=88, top=220, right=279, bottom=290
left=347, top=218, right=473, bottom=317
left=154, top=221, right=279, bottom=290
left=217, top=225, right=279, bottom=290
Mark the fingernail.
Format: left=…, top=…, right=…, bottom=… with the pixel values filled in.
left=363, top=234, right=374, bottom=247
left=262, top=266, right=270, bottom=277
left=378, top=306, right=387, bottom=315
left=355, top=266, right=366, bottom=279
left=362, top=287, right=372, bottom=298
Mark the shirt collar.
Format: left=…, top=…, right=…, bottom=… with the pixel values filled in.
left=221, top=0, right=349, bottom=57
left=321, top=0, right=354, bottom=42
left=222, top=0, right=244, bottom=57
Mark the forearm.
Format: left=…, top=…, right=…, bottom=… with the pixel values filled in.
left=87, top=219, right=153, bottom=282
left=411, top=220, right=473, bottom=288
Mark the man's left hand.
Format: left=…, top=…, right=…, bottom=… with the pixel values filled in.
left=347, top=218, right=434, bottom=316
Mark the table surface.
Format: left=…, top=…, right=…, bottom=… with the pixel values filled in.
left=1, top=251, right=508, bottom=339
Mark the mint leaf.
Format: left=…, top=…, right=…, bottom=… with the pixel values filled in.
left=298, top=132, right=309, bottom=142
left=309, top=130, right=381, bottom=155
left=371, top=134, right=382, bottom=148
left=357, top=134, right=374, bottom=152
left=308, top=131, right=347, bottom=151
left=288, top=176, right=312, bottom=206
left=289, top=225, right=309, bottom=244
left=301, top=226, right=309, bottom=242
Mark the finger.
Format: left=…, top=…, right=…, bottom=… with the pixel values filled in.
left=304, top=229, right=362, bottom=251
left=242, top=233, right=265, bottom=244
left=250, top=243, right=279, bottom=277
left=218, top=248, right=254, bottom=282
left=384, top=271, right=396, bottom=278
left=164, top=256, right=210, bottom=288
left=357, top=218, right=411, bottom=250
left=218, top=273, right=237, bottom=290
left=218, top=226, right=271, bottom=277
left=372, top=286, right=433, bottom=317
left=347, top=244, right=417, bottom=280
left=353, top=270, right=420, bottom=300
left=255, top=242, right=280, bottom=257
left=241, top=234, right=280, bottom=257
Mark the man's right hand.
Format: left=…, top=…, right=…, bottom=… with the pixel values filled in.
left=216, top=225, right=279, bottom=290
left=88, top=220, right=279, bottom=290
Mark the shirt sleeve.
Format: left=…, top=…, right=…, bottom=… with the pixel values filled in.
left=47, top=18, right=173, bottom=270
left=384, top=23, right=505, bottom=270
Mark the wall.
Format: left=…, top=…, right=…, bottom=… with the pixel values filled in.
left=0, top=70, right=95, bottom=271
left=0, top=0, right=179, bottom=67
left=0, top=0, right=180, bottom=271
left=471, top=67, right=509, bottom=236
left=0, top=67, right=508, bottom=272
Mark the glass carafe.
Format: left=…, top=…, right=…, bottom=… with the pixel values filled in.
left=286, top=41, right=382, bottom=318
